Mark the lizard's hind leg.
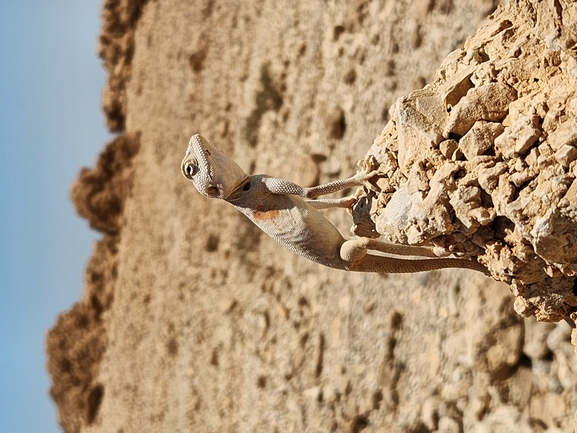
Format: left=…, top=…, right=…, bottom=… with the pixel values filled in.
left=341, top=238, right=489, bottom=274
left=341, top=238, right=440, bottom=260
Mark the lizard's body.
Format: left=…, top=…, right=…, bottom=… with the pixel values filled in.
left=227, top=174, right=348, bottom=269
left=181, top=134, right=488, bottom=275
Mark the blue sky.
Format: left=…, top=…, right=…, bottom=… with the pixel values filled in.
left=0, top=1, right=111, bottom=432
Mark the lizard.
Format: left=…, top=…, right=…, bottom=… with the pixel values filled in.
left=181, top=134, right=489, bottom=275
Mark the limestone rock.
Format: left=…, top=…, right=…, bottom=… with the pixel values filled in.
left=358, top=1, right=577, bottom=323
left=46, top=1, right=577, bottom=433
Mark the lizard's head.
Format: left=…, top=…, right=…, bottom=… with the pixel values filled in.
left=181, top=134, right=249, bottom=199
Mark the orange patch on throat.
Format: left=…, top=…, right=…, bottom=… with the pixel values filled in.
left=253, top=208, right=282, bottom=221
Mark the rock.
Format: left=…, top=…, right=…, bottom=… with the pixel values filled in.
left=444, top=82, right=517, bottom=137
left=48, top=2, right=577, bottom=433
left=524, top=318, right=555, bottom=361
left=554, top=144, right=577, bottom=167
left=548, top=119, right=577, bottom=151
left=529, top=393, right=566, bottom=428
left=363, top=0, right=577, bottom=322
left=438, top=416, right=460, bottom=433
left=395, top=89, right=447, bottom=173
left=459, top=121, right=504, bottom=160
left=494, top=113, right=541, bottom=157
left=421, top=397, right=441, bottom=431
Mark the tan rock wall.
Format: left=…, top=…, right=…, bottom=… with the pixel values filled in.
left=357, top=2, right=577, bottom=322
left=47, top=1, right=577, bottom=432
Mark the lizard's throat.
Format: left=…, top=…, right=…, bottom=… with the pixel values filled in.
left=225, top=175, right=251, bottom=199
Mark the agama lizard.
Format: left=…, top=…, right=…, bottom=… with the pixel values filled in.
left=181, top=134, right=488, bottom=274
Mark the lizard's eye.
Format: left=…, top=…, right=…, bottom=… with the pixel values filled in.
left=182, top=159, right=198, bottom=179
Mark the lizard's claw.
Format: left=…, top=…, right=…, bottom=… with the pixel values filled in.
left=341, top=195, right=358, bottom=209
left=355, top=169, right=379, bottom=181
left=354, top=169, right=380, bottom=190
left=365, top=169, right=380, bottom=180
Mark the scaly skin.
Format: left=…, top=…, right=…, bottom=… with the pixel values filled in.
left=181, top=134, right=488, bottom=275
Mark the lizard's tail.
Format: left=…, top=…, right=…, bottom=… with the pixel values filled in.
left=349, top=253, right=490, bottom=275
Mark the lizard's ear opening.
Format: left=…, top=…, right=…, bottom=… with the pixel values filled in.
left=205, top=186, right=220, bottom=197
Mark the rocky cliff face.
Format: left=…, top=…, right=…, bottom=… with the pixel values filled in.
left=355, top=1, right=577, bottom=323
left=47, top=1, right=577, bottom=432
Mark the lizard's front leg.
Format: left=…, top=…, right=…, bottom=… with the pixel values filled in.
left=302, top=170, right=379, bottom=198
left=306, top=196, right=357, bottom=209
left=341, top=238, right=489, bottom=275
left=262, top=170, right=378, bottom=199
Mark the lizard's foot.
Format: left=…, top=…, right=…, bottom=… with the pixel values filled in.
left=353, top=169, right=380, bottom=184
left=340, top=195, right=358, bottom=209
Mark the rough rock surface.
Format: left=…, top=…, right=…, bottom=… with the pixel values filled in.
left=47, top=1, right=577, bottom=433
left=355, top=1, right=577, bottom=323
left=47, top=133, right=140, bottom=433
